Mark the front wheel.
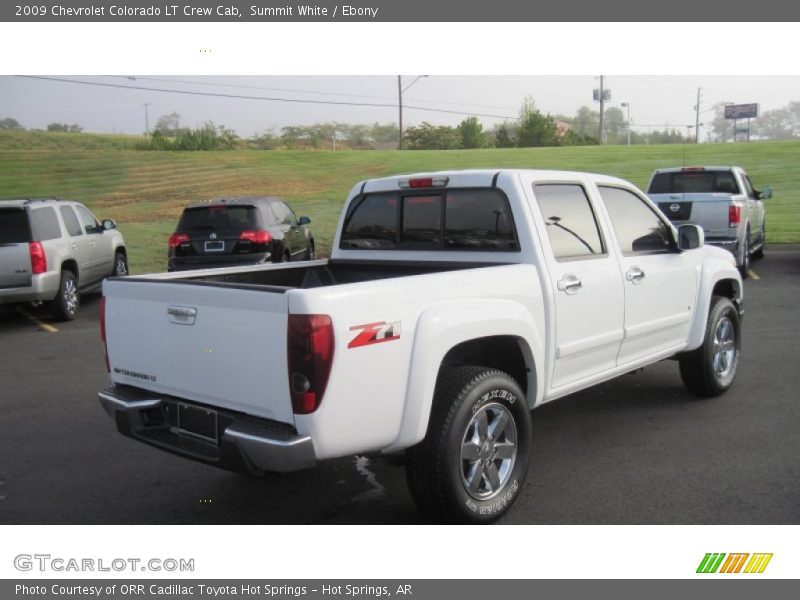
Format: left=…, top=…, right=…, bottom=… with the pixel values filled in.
left=305, top=240, right=315, bottom=261
left=112, top=251, right=128, bottom=277
left=678, top=296, right=741, bottom=397
left=405, top=366, right=532, bottom=524
left=738, top=229, right=750, bottom=278
left=753, top=221, right=765, bottom=260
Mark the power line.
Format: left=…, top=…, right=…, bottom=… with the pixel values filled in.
left=18, top=75, right=517, bottom=121
left=109, top=75, right=521, bottom=112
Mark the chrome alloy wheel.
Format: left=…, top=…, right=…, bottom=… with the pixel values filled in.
left=460, top=403, right=517, bottom=500
left=712, top=316, right=737, bottom=378
left=63, top=278, right=78, bottom=316
left=115, top=255, right=128, bottom=276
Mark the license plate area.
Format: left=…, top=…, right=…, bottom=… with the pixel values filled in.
left=204, top=241, right=225, bottom=252
left=176, top=403, right=218, bottom=442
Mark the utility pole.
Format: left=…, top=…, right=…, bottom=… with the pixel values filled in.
left=621, top=102, right=631, bottom=145
left=143, top=103, right=151, bottom=135
left=397, top=76, right=403, bottom=150
left=598, top=75, right=605, bottom=144
left=694, top=88, right=702, bottom=143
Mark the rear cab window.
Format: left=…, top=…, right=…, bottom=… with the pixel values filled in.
left=0, top=208, right=31, bottom=243
left=648, top=170, right=740, bottom=194
left=340, top=188, right=519, bottom=251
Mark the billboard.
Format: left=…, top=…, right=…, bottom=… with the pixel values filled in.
left=724, top=103, right=759, bottom=119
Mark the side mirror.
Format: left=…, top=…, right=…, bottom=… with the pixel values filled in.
left=759, top=186, right=773, bottom=200
left=298, top=216, right=311, bottom=226
left=678, top=224, right=704, bottom=251
left=102, top=219, right=117, bottom=231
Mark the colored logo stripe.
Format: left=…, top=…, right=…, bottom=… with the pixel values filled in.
left=697, top=553, right=773, bottom=574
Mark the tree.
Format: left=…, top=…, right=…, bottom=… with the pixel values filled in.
left=753, top=108, right=793, bottom=140
left=572, top=106, right=599, bottom=138
left=47, top=123, right=82, bottom=133
left=457, top=116, right=485, bottom=149
left=516, top=97, right=558, bottom=147
left=154, top=112, right=183, bottom=137
left=603, top=107, right=627, bottom=144
left=0, top=117, right=24, bottom=130
left=404, top=122, right=461, bottom=150
left=707, top=104, right=734, bottom=143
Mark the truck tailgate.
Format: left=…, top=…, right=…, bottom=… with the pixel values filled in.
left=103, top=278, right=294, bottom=425
left=650, top=192, right=732, bottom=236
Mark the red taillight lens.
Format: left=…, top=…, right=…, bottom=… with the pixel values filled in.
left=29, top=241, right=47, bottom=274
left=168, top=232, right=190, bottom=248
left=287, top=314, right=334, bottom=415
left=729, top=205, right=741, bottom=227
left=240, top=230, right=272, bottom=244
left=100, top=295, right=110, bottom=372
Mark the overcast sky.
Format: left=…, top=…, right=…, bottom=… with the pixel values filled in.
left=1, top=75, right=798, bottom=137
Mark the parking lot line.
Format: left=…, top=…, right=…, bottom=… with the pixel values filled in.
left=14, top=308, right=58, bottom=333
left=748, top=270, right=761, bottom=280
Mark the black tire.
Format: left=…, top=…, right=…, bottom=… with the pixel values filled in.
left=305, top=240, right=315, bottom=261
left=112, top=251, right=128, bottom=277
left=678, top=296, right=740, bottom=397
left=738, top=229, right=750, bottom=278
left=405, top=366, right=532, bottom=524
left=51, top=270, right=79, bottom=321
left=753, top=221, right=765, bottom=260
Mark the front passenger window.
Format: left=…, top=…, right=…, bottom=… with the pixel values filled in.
left=599, top=186, right=674, bottom=254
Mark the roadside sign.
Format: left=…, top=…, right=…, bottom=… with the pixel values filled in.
left=724, top=103, right=759, bottom=119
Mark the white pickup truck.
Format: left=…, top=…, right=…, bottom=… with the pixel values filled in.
left=99, top=169, right=743, bottom=523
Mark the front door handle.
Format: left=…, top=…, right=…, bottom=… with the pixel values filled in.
left=557, top=275, right=583, bottom=295
left=626, top=267, right=645, bottom=284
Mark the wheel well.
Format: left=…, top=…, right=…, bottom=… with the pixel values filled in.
left=712, top=278, right=740, bottom=301
left=440, top=336, right=531, bottom=394
left=115, top=246, right=127, bottom=258
left=61, top=259, right=78, bottom=279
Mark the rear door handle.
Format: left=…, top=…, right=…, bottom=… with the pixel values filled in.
left=557, top=275, right=583, bottom=295
left=626, top=267, right=645, bottom=284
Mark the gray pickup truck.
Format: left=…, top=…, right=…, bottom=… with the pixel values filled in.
left=646, top=166, right=771, bottom=277
left=0, top=198, right=127, bottom=320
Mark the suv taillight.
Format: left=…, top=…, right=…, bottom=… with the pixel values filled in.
left=729, top=205, right=741, bottom=227
left=168, top=232, right=190, bottom=248
left=287, top=314, right=334, bottom=415
left=240, top=230, right=272, bottom=244
left=29, top=241, right=47, bottom=274
left=100, top=295, right=110, bottom=372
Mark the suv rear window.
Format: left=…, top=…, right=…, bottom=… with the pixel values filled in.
left=648, top=171, right=740, bottom=194
left=341, top=188, right=518, bottom=251
left=178, top=205, right=261, bottom=231
left=0, top=208, right=31, bottom=243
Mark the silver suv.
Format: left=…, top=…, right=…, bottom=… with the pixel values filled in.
left=0, top=198, right=127, bottom=320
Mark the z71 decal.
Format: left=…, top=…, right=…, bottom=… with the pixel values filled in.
left=348, top=321, right=401, bottom=349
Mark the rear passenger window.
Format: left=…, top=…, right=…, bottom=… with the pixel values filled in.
left=29, top=207, right=62, bottom=241
left=60, top=206, right=83, bottom=237
left=599, top=186, right=674, bottom=254
left=534, top=184, right=605, bottom=259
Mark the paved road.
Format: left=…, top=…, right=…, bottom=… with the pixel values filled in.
left=1, top=249, right=799, bottom=524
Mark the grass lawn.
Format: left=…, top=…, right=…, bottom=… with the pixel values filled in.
left=1, top=131, right=797, bottom=274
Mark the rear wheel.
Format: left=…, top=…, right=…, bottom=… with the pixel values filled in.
left=679, top=296, right=740, bottom=397
left=405, top=366, right=532, bottom=524
left=51, top=270, right=79, bottom=321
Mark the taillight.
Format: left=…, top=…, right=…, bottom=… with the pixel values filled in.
left=240, top=230, right=272, bottom=244
left=100, top=295, right=110, bottom=372
left=729, top=205, right=741, bottom=227
left=168, top=232, right=190, bottom=248
left=29, top=241, right=47, bottom=274
left=287, top=314, right=334, bottom=415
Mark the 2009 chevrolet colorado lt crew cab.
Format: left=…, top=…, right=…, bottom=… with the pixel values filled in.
left=98, top=170, right=743, bottom=523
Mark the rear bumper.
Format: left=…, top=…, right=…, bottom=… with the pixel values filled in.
left=168, top=252, right=272, bottom=272
left=98, top=385, right=315, bottom=474
left=0, top=271, right=60, bottom=305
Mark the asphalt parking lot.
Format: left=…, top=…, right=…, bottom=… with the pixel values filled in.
left=1, top=248, right=799, bottom=525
